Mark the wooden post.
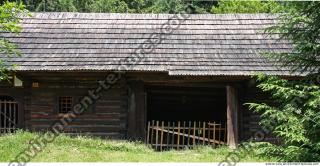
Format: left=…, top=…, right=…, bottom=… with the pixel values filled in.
left=127, top=81, right=146, bottom=140
left=177, top=121, right=180, bottom=150
left=193, top=121, right=196, bottom=147
left=182, top=121, right=185, bottom=147
left=160, top=121, right=164, bottom=151
left=226, top=85, right=239, bottom=149
left=151, top=120, right=154, bottom=147
left=171, top=122, right=175, bottom=149
left=187, top=121, right=191, bottom=146
left=146, top=121, right=150, bottom=144
left=213, top=122, right=216, bottom=147
left=155, top=121, right=159, bottom=150
left=218, top=122, right=221, bottom=144
left=167, top=121, right=170, bottom=148
left=202, top=122, right=206, bottom=145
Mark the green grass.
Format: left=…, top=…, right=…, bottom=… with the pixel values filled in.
left=0, top=131, right=276, bottom=162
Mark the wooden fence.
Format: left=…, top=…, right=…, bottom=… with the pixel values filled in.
left=0, top=100, right=18, bottom=134
left=146, top=120, right=226, bottom=151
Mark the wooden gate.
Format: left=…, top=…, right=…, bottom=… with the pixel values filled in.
left=0, top=100, right=18, bottom=134
left=146, top=120, right=226, bottom=151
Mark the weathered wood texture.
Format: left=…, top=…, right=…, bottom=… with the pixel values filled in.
left=0, top=72, right=287, bottom=143
left=1, top=12, right=301, bottom=76
left=146, top=120, right=226, bottom=151
left=226, top=85, right=239, bottom=148
left=127, top=81, right=146, bottom=140
left=9, top=72, right=128, bottom=138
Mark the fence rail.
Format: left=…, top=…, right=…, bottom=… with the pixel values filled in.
left=146, top=120, right=226, bottom=151
left=0, top=100, right=18, bottom=134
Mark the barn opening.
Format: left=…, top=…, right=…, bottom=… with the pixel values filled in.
left=145, top=86, right=227, bottom=150
left=0, top=96, right=18, bottom=134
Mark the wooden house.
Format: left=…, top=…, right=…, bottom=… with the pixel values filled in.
left=0, top=13, right=300, bottom=149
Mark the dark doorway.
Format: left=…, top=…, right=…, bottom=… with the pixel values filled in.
left=146, top=86, right=227, bottom=122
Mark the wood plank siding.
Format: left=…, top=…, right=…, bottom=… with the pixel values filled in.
left=4, top=72, right=128, bottom=138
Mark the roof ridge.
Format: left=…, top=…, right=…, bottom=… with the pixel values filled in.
left=25, top=12, right=278, bottom=20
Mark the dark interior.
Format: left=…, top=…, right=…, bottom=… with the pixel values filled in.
left=146, top=86, right=227, bottom=122
left=0, top=96, right=18, bottom=133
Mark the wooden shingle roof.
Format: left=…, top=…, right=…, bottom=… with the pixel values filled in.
left=1, top=12, right=300, bottom=76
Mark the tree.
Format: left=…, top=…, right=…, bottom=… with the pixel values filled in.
left=89, top=0, right=129, bottom=13
left=74, top=0, right=95, bottom=12
left=142, top=0, right=187, bottom=14
left=0, top=1, right=28, bottom=80
left=36, top=0, right=77, bottom=12
left=247, top=2, right=320, bottom=161
left=248, top=74, right=320, bottom=161
left=211, top=0, right=285, bottom=13
left=123, top=0, right=145, bottom=13
left=9, top=0, right=216, bottom=14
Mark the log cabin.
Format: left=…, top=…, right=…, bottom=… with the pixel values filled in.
left=0, top=13, right=302, bottom=149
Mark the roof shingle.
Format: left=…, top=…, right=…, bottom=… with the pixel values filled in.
left=0, top=12, right=300, bottom=76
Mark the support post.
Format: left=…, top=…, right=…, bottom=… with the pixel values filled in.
left=226, top=85, right=239, bottom=149
left=127, top=81, right=146, bottom=140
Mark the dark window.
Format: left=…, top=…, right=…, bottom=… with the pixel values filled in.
left=59, top=97, right=73, bottom=114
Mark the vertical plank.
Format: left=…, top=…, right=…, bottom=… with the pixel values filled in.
left=187, top=121, right=191, bottom=146
left=9, top=102, right=12, bottom=133
left=202, top=122, right=206, bottom=145
left=224, top=123, right=227, bottom=143
left=155, top=121, right=159, bottom=150
left=151, top=120, right=154, bottom=147
left=4, top=101, right=6, bottom=133
left=177, top=121, right=180, bottom=150
left=167, top=121, right=170, bottom=148
left=213, top=122, right=216, bottom=147
left=14, top=101, right=17, bottom=130
left=226, top=85, right=239, bottom=149
left=146, top=121, right=150, bottom=145
left=218, top=122, right=222, bottom=145
left=182, top=121, right=186, bottom=147
left=208, top=121, right=211, bottom=145
left=193, top=121, right=196, bottom=147
left=160, top=121, right=164, bottom=151
left=198, top=121, right=201, bottom=144
left=171, top=122, right=175, bottom=149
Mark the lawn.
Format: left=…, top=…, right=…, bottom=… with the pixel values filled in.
left=0, top=131, right=276, bottom=162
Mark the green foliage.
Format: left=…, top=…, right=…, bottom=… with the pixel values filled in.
left=211, top=0, right=285, bottom=13
left=89, top=0, right=129, bottom=13
left=142, top=0, right=187, bottom=14
left=74, top=0, right=95, bottom=12
left=247, top=74, right=320, bottom=161
left=36, top=0, right=77, bottom=12
left=0, top=1, right=28, bottom=80
left=7, top=0, right=218, bottom=14
left=265, top=2, right=320, bottom=74
left=124, top=0, right=146, bottom=13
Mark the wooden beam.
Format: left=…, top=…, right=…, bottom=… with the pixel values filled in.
left=127, top=81, right=146, bottom=140
left=127, top=83, right=136, bottom=139
left=226, top=85, right=239, bottom=149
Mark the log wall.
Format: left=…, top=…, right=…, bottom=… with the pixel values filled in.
left=2, top=72, right=128, bottom=138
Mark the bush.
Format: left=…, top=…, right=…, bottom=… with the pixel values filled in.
left=247, top=74, right=320, bottom=161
